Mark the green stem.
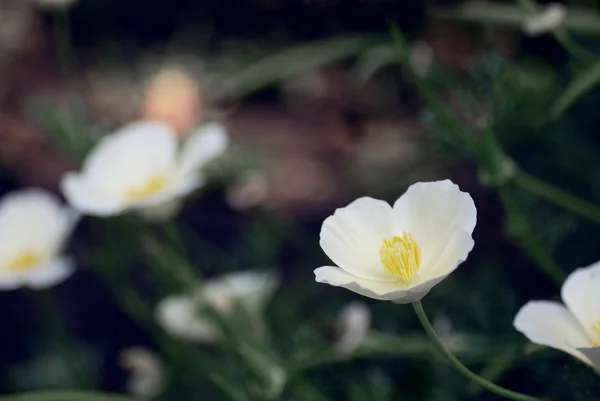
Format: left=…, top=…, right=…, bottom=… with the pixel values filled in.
left=388, top=21, right=479, bottom=156
left=514, top=171, right=600, bottom=225
left=412, top=301, right=546, bottom=401
left=35, top=290, right=93, bottom=387
left=1, top=390, right=140, bottom=401
left=52, top=9, right=89, bottom=160
left=497, top=185, right=565, bottom=285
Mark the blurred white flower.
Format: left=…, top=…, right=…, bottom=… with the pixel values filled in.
left=314, top=180, right=476, bottom=303
left=335, top=301, right=371, bottom=354
left=156, top=270, right=280, bottom=343
left=514, top=261, right=600, bottom=372
left=0, top=189, right=78, bottom=290
left=61, top=121, right=228, bottom=216
left=119, top=347, right=166, bottom=399
left=27, top=0, right=78, bottom=10
left=522, top=3, right=567, bottom=37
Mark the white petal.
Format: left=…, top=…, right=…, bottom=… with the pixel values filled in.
left=78, top=121, right=178, bottom=197
left=513, top=301, right=593, bottom=365
left=393, top=180, right=476, bottom=276
left=314, top=266, right=446, bottom=303
left=522, top=3, right=566, bottom=37
left=320, top=197, right=397, bottom=281
left=61, top=173, right=127, bottom=216
left=0, top=189, right=78, bottom=260
left=204, top=270, right=280, bottom=315
left=0, top=257, right=75, bottom=290
left=418, top=230, right=474, bottom=280
left=24, top=257, right=75, bottom=289
left=155, top=295, right=219, bottom=343
left=336, top=301, right=371, bottom=353
left=561, top=261, right=600, bottom=341
left=178, top=122, right=229, bottom=178
left=577, top=347, right=600, bottom=373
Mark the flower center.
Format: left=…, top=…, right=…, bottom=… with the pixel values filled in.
left=592, top=321, right=600, bottom=346
left=379, top=233, right=421, bottom=283
left=126, top=175, right=168, bottom=200
left=6, top=251, right=43, bottom=272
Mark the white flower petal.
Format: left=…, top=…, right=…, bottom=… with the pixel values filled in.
left=522, top=3, right=566, bottom=37
left=320, top=197, right=396, bottom=281
left=0, top=189, right=78, bottom=261
left=155, top=295, right=219, bottom=343
left=514, top=301, right=593, bottom=365
left=0, top=257, right=75, bottom=290
left=204, top=270, right=280, bottom=315
left=393, top=180, right=476, bottom=276
left=314, top=266, right=446, bottom=303
left=23, top=257, right=75, bottom=289
left=419, top=230, right=474, bottom=279
left=577, top=347, right=600, bottom=373
left=75, top=120, right=178, bottom=197
left=61, top=173, right=127, bottom=216
left=561, top=261, right=600, bottom=342
left=336, top=301, right=371, bottom=354
left=178, top=123, right=229, bottom=178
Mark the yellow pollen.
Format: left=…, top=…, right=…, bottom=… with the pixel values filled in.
left=379, top=233, right=421, bottom=283
left=126, top=175, right=168, bottom=200
left=6, top=251, right=42, bottom=272
left=592, top=321, right=600, bottom=346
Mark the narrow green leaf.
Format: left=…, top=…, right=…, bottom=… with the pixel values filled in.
left=551, top=60, right=600, bottom=118
left=218, top=35, right=385, bottom=99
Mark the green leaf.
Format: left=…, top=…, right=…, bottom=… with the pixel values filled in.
left=551, top=60, right=600, bottom=118
left=350, top=43, right=401, bottom=83
left=218, top=35, right=385, bottom=99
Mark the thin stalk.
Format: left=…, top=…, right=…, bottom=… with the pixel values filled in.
left=52, top=10, right=80, bottom=153
left=514, top=171, right=600, bottom=226
left=497, top=185, right=565, bottom=285
left=412, top=301, right=547, bottom=401
left=2, top=390, right=140, bottom=401
left=35, top=290, right=93, bottom=387
left=388, top=21, right=480, bottom=157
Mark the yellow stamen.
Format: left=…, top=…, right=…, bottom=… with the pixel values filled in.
left=379, top=233, right=421, bottom=283
left=592, top=321, right=600, bottom=346
left=126, top=175, right=168, bottom=200
left=6, top=251, right=42, bottom=272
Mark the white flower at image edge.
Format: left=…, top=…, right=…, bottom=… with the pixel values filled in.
left=156, top=270, right=280, bottom=343
left=61, top=121, right=228, bottom=216
left=0, top=189, right=78, bottom=290
left=514, top=262, right=600, bottom=373
left=314, top=180, right=477, bottom=304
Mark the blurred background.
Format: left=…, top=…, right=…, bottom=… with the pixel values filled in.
left=2, top=0, right=600, bottom=400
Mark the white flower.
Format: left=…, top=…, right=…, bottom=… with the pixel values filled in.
left=522, top=3, right=567, bottom=37
left=514, top=261, right=600, bottom=372
left=0, top=189, right=78, bottom=290
left=314, top=180, right=476, bottom=303
left=61, top=120, right=228, bottom=216
left=119, top=347, right=166, bottom=399
left=156, top=270, right=280, bottom=343
left=335, top=301, right=371, bottom=354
